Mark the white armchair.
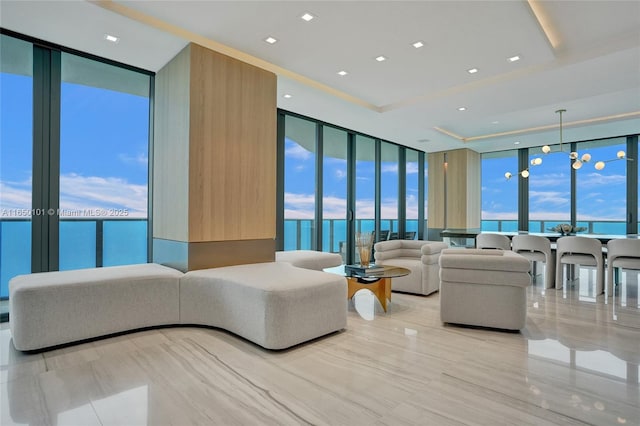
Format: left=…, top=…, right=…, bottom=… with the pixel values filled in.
left=373, top=239, right=448, bottom=295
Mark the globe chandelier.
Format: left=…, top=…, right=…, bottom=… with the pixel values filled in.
left=505, top=109, right=630, bottom=180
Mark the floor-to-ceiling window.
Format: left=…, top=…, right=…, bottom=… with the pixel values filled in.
left=380, top=142, right=399, bottom=237
left=59, top=53, right=150, bottom=270
left=0, top=31, right=152, bottom=321
left=481, top=150, right=518, bottom=231
left=278, top=111, right=428, bottom=262
left=575, top=138, right=628, bottom=234
left=405, top=149, right=419, bottom=238
left=322, top=126, right=348, bottom=253
left=528, top=146, right=571, bottom=232
left=283, top=115, right=316, bottom=250
left=0, top=35, right=33, bottom=318
left=354, top=135, right=376, bottom=239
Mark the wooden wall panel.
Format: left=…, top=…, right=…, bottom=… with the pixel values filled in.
left=153, top=45, right=190, bottom=242
left=465, top=149, right=481, bottom=228
left=188, top=44, right=277, bottom=243
left=427, top=152, right=445, bottom=229
left=427, top=149, right=481, bottom=230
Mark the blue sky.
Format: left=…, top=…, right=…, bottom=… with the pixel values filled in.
left=284, top=138, right=421, bottom=221
left=1, top=71, right=631, bottom=225
left=1, top=73, right=149, bottom=218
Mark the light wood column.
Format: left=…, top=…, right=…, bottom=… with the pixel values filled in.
left=153, top=43, right=277, bottom=271
left=427, top=148, right=481, bottom=240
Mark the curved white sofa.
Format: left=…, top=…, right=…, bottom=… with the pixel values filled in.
left=181, top=262, right=346, bottom=350
left=10, top=263, right=182, bottom=351
left=275, top=249, right=342, bottom=271
left=10, top=261, right=347, bottom=352
left=373, top=240, right=448, bottom=295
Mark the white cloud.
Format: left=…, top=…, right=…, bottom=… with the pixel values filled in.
left=577, top=172, right=625, bottom=188
left=529, top=173, right=570, bottom=188
left=335, top=169, right=346, bottom=180
left=0, top=180, right=32, bottom=210
left=118, top=152, right=148, bottom=166
left=285, top=143, right=312, bottom=160
left=59, top=173, right=147, bottom=217
left=530, top=190, right=570, bottom=207
left=322, top=195, right=347, bottom=219
left=1, top=174, right=147, bottom=218
left=284, top=192, right=315, bottom=219
left=381, top=164, right=398, bottom=174
left=406, top=162, right=419, bottom=175
left=482, top=210, right=518, bottom=220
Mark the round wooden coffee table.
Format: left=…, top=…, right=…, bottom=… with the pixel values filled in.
left=324, top=265, right=411, bottom=312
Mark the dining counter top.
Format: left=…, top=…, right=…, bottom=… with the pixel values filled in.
left=440, top=228, right=639, bottom=244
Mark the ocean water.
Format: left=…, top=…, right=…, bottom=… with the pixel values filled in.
left=0, top=219, right=147, bottom=298
left=2, top=218, right=634, bottom=299
left=481, top=220, right=629, bottom=234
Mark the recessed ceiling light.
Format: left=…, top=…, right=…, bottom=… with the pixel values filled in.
left=301, top=12, right=315, bottom=21
left=283, top=94, right=292, bottom=99
left=458, top=107, right=467, bottom=111
left=509, top=55, right=520, bottom=62
left=412, top=41, right=424, bottom=49
left=264, top=36, right=278, bottom=44
left=492, top=121, right=500, bottom=124
left=375, top=55, right=387, bottom=62
left=467, top=68, right=478, bottom=74
left=514, top=141, right=520, bottom=145
left=103, top=34, right=119, bottom=43
left=337, top=70, right=348, bottom=76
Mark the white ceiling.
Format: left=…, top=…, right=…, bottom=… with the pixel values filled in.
left=1, top=0, right=639, bottom=153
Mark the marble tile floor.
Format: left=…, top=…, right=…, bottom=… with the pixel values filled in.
left=1, top=277, right=638, bottom=426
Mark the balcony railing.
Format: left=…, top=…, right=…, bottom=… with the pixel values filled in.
left=0, top=217, right=147, bottom=298
left=284, top=219, right=638, bottom=252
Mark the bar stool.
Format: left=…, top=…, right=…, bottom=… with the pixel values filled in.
left=555, top=236, right=604, bottom=294
left=512, top=235, right=555, bottom=289
left=606, top=239, right=640, bottom=297
left=476, top=233, right=511, bottom=250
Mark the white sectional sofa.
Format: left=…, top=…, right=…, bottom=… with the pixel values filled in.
left=10, top=263, right=183, bottom=351
left=439, top=249, right=531, bottom=330
left=9, top=259, right=347, bottom=352
left=275, top=249, right=342, bottom=271
left=373, top=240, right=448, bottom=295
left=181, top=262, right=346, bottom=349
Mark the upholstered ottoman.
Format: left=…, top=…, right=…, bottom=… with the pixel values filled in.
left=275, top=250, right=343, bottom=271
left=180, top=262, right=347, bottom=349
left=10, top=263, right=183, bottom=351
left=439, top=249, right=531, bottom=330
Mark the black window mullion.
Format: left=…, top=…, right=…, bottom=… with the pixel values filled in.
left=398, top=147, right=406, bottom=238
left=346, top=133, right=356, bottom=264
left=315, top=124, right=323, bottom=251
left=627, top=135, right=638, bottom=234
left=418, top=152, right=425, bottom=240
left=518, top=148, right=529, bottom=231
left=48, top=49, right=61, bottom=271
left=275, top=112, right=286, bottom=251
left=374, top=139, right=381, bottom=235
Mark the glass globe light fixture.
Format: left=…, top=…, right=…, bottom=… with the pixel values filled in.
left=521, top=169, right=530, bottom=178
left=505, top=172, right=512, bottom=180
left=531, top=157, right=543, bottom=166
left=595, top=161, right=605, bottom=170
left=569, top=151, right=578, bottom=160
left=617, top=150, right=626, bottom=159
left=581, top=153, right=591, bottom=162
left=572, top=160, right=582, bottom=170
left=542, top=145, right=551, bottom=154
